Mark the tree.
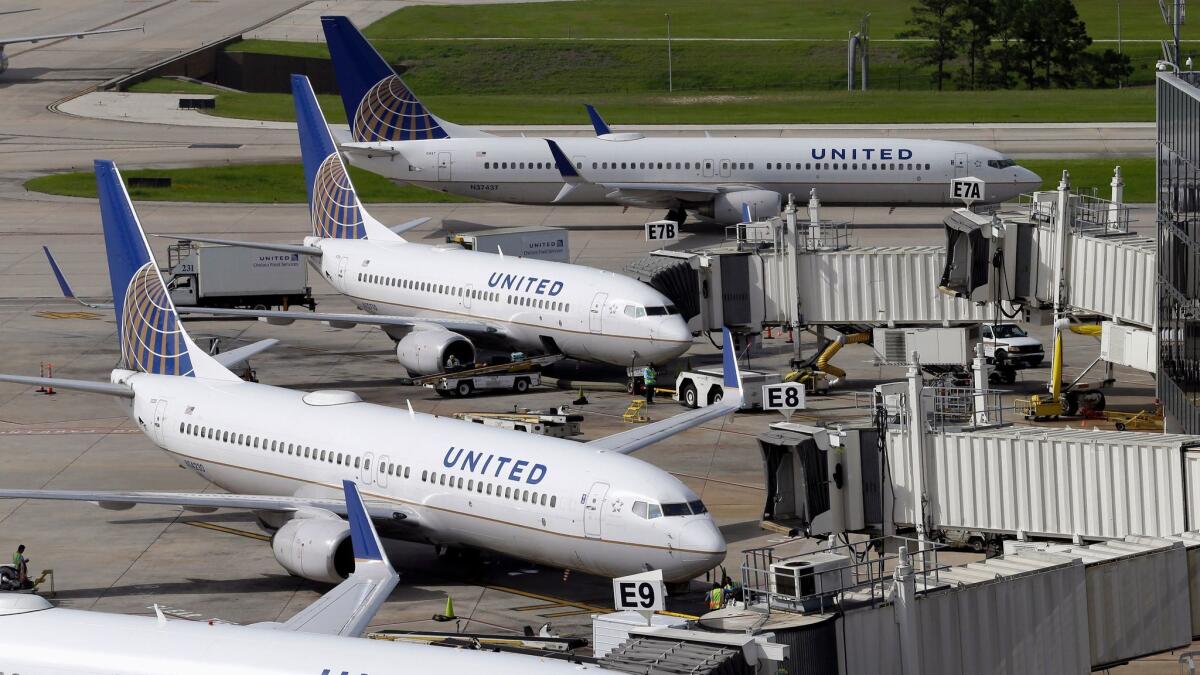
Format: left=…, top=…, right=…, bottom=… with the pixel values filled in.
left=900, top=0, right=963, bottom=91
left=954, top=0, right=996, bottom=90
left=1045, top=0, right=1093, bottom=88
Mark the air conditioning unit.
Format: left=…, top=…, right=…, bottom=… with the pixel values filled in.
left=872, top=327, right=974, bottom=366
left=769, top=552, right=852, bottom=601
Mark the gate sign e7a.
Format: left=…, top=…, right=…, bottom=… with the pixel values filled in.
left=644, top=220, right=679, bottom=242
left=951, top=177, right=985, bottom=206
left=762, top=382, right=806, bottom=418
left=613, top=569, right=665, bottom=614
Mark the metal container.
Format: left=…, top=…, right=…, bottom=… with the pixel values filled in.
left=1010, top=538, right=1192, bottom=668
left=196, top=246, right=308, bottom=297
left=886, top=426, right=1200, bottom=539
left=453, top=226, right=569, bottom=263
left=839, top=553, right=1089, bottom=675
left=797, top=246, right=991, bottom=325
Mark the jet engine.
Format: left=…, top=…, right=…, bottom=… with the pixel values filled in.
left=270, top=517, right=354, bottom=584
left=699, top=190, right=782, bottom=224
left=395, top=328, right=475, bottom=375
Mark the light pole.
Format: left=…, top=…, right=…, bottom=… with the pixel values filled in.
left=665, top=13, right=672, bottom=93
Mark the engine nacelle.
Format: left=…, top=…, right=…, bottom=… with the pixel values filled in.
left=270, top=517, right=354, bottom=584
left=395, top=328, right=474, bottom=375
left=699, top=190, right=782, bottom=225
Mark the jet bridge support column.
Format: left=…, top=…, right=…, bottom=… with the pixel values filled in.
left=892, top=546, right=921, bottom=675
left=905, top=355, right=929, bottom=553
left=785, top=195, right=801, bottom=362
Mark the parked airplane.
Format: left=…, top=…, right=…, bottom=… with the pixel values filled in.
left=320, top=16, right=1041, bottom=226
left=155, top=74, right=692, bottom=376
left=0, top=480, right=621, bottom=675
left=0, top=10, right=142, bottom=75
left=0, top=159, right=738, bottom=584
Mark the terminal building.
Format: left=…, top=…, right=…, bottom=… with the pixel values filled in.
left=1158, top=70, right=1200, bottom=433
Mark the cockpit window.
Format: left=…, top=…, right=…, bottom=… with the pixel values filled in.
left=645, top=305, right=680, bottom=316
left=647, top=503, right=662, bottom=519
left=633, top=501, right=648, bottom=519
left=987, top=159, right=1017, bottom=169
left=634, top=499, right=707, bottom=518
left=687, top=499, right=708, bottom=514
left=624, top=304, right=647, bottom=319
left=661, top=502, right=691, bottom=517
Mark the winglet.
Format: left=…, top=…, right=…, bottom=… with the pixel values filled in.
left=42, top=246, right=75, bottom=299
left=344, top=480, right=387, bottom=565
left=545, top=139, right=581, bottom=203
left=584, top=104, right=611, bottom=135
left=721, top=326, right=742, bottom=392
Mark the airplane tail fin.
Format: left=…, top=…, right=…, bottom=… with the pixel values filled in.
left=95, top=160, right=238, bottom=380
left=321, top=15, right=449, bottom=142
left=292, top=74, right=398, bottom=241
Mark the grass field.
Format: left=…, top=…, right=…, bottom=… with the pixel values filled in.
left=23, top=164, right=474, bottom=204
left=131, top=76, right=1155, bottom=124
left=24, top=158, right=1155, bottom=204
left=1019, top=157, right=1154, bottom=202
left=361, top=0, right=1170, bottom=40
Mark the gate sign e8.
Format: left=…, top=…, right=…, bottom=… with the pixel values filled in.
left=613, top=569, right=665, bottom=613
left=762, top=382, right=806, bottom=416
left=951, top=177, right=985, bottom=206
left=645, top=220, right=679, bottom=242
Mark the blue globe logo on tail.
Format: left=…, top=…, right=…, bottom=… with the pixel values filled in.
left=352, top=75, right=448, bottom=142
left=311, top=154, right=365, bottom=239
left=120, top=262, right=194, bottom=377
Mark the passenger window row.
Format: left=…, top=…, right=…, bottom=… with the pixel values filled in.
left=507, top=294, right=568, bottom=313
left=481, top=160, right=934, bottom=173
left=178, top=421, right=412, bottom=479
left=358, top=272, right=501, bottom=304
left=419, top=468, right=557, bottom=509
left=765, top=162, right=931, bottom=171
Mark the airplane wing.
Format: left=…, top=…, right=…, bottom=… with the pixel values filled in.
left=0, top=488, right=419, bottom=523
left=272, top=481, right=399, bottom=637
left=177, top=306, right=508, bottom=339
left=0, top=25, right=143, bottom=47
left=598, top=183, right=721, bottom=209
left=588, top=327, right=744, bottom=455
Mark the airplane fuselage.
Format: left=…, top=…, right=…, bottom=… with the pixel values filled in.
left=344, top=136, right=1042, bottom=218
left=309, top=237, right=693, bottom=367
left=119, top=369, right=725, bottom=582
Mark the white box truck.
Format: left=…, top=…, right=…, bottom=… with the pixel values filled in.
left=166, top=242, right=314, bottom=310
left=449, top=226, right=569, bottom=262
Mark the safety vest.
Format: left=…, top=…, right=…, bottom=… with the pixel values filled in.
left=11, top=551, right=20, bottom=568
left=706, top=587, right=723, bottom=609
left=644, top=367, right=657, bottom=386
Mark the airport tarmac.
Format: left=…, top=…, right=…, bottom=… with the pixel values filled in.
left=0, top=3, right=1181, bottom=672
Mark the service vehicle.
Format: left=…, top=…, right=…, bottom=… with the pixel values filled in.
left=448, top=226, right=570, bottom=263
left=165, top=241, right=314, bottom=310
left=981, top=323, right=1044, bottom=368
left=418, top=354, right=564, bottom=397
left=676, top=367, right=781, bottom=410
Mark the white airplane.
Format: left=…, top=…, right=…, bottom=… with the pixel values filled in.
left=149, top=74, right=692, bottom=376
left=320, top=16, right=1042, bottom=226
left=0, top=158, right=739, bottom=585
left=0, top=480, right=622, bottom=675
left=0, top=9, right=143, bottom=75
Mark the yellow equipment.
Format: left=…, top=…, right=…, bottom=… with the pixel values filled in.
left=623, top=400, right=649, bottom=423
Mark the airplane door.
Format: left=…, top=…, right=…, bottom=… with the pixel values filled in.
left=583, top=481, right=609, bottom=539
left=362, top=452, right=374, bottom=485
left=151, top=399, right=168, bottom=445
left=719, top=159, right=731, bottom=178
left=378, top=454, right=389, bottom=488
left=588, top=292, right=608, bottom=333
left=703, top=159, right=714, bottom=177
left=438, top=152, right=452, bottom=181
left=336, top=256, right=348, bottom=280
left=462, top=283, right=473, bottom=311
left=953, top=152, right=968, bottom=178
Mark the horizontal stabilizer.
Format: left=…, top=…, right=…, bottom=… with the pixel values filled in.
left=151, top=235, right=322, bottom=257
left=42, top=246, right=113, bottom=309
left=0, top=373, right=133, bottom=398
left=212, top=339, right=279, bottom=370
left=389, top=217, right=430, bottom=236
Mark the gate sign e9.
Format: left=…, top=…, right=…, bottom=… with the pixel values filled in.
left=645, top=220, right=679, bottom=242
left=951, top=177, right=985, bottom=205
left=763, top=382, right=806, bottom=414
left=613, top=569, right=665, bottom=613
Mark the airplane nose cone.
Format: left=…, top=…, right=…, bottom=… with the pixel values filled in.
left=681, top=518, right=727, bottom=557
left=1014, top=166, right=1042, bottom=191
left=654, top=318, right=693, bottom=360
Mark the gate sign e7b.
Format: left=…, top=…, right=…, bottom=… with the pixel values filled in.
left=613, top=569, right=666, bottom=614
left=644, top=220, right=679, bottom=242
left=762, top=382, right=806, bottom=419
left=951, top=177, right=985, bottom=206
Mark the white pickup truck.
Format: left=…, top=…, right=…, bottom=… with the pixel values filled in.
left=981, top=323, right=1045, bottom=368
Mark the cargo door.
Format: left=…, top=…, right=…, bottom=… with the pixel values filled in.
left=589, top=292, right=608, bottom=333
left=361, top=452, right=374, bottom=485
left=953, top=152, right=968, bottom=178
left=151, top=399, right=169, bottom=446
left=438, top=152, right=452, bottom=181
left=377, top=454, right=389, bottom=488
left=703, top=159, right=714, bottom=178
left=719, top=159, right=731, bottom=178
left=583, top=481, right=609, bottom=538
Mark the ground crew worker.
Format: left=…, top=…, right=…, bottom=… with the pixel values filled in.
left=643, top=364, right=657, bottom=404
left=721, top=575, right=738, bottom=607
left=446, top=354, right=461, bottom=371
left=704, top=581, right=723, bottom=610
left=12, top=544, right=28, bottom=586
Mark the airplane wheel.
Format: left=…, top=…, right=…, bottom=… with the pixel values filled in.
left=456, top=381, right=474, bottom=397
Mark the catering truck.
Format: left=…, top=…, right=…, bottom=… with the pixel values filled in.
left=165, top=241, right=315, bottom=310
